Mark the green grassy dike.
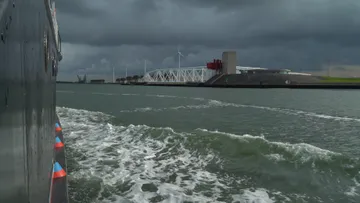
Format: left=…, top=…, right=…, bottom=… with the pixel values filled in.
left=320, top=76, right=360, bottom=83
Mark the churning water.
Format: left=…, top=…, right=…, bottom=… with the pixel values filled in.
left=57, top=85, right=360, bottom=203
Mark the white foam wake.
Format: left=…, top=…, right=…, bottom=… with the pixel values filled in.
left=58, top=107, right=304, bottom=203
left=57, top=106, right=360, bottom=202
left=57, top=107, right=229, bottom=202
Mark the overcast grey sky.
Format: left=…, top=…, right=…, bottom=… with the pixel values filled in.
left=56, top=0, right=360, bottom=80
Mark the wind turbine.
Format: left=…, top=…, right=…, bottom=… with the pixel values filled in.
left=177, top=46, right=184, bottom=69
left=144, top=59, right=147, bottom=75
left=112, top=65, right=115, bottom=83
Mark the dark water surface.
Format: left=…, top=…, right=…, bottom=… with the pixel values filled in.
left=57, top=84, right=360, bottom=203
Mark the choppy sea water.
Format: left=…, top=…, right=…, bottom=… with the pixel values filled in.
left=57, top=84, right=360, bottom=203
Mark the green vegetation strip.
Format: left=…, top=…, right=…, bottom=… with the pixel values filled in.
left=320, top=76, right=360, bottom=83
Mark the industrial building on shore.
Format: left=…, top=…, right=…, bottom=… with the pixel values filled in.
left=142, top=51, right=321, bottom=86
left=59, top=51, right=360, bottom=88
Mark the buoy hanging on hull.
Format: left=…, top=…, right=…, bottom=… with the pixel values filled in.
left=54, top=136, right=64, bottom=148
left=53, top=162, right=66, bottom=179
left=55, top=123, right=62, bottom=132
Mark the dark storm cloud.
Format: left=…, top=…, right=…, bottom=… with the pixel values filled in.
left=58, top=0, right=360, bottom=47
left=55, top=0, right=360, bottom=80
left=55, top=0, right=103, bottom=17
left=174, top=0, right=272, bottom=10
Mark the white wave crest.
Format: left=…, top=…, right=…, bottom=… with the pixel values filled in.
left=197, top=128, right=341, bottom=164
left=119, top=97, right=360, bottom=123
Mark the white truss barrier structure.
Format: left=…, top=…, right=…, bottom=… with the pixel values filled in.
left=141, top=65, right=311, bottom=84
left=143, top=66, right=217, bottom=83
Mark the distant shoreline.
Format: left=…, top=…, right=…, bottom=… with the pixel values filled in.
left=56, top=81, right=360, bottom=89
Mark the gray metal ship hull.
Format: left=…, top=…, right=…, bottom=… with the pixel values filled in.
left=0, top=0, right=66, bottom=202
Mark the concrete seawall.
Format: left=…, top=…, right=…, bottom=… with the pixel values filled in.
left=141, top=83, right=360, bottom=89
left=210, top=74, right=322, bottom=85
left=142, top=74, right=360, bottom=89
left=57, top=81, right=360, bottom=89
left=206, top=83, right=360, bottom=89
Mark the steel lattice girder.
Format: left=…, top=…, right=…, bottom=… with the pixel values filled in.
left=143, top=67, right=216, bottom=83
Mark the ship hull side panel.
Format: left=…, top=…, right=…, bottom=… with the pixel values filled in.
left=0, top=0, right=59, bottom=202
